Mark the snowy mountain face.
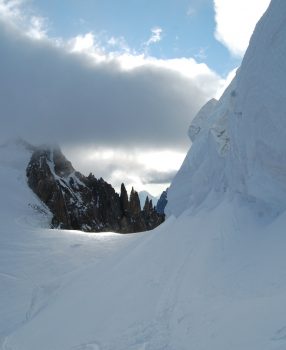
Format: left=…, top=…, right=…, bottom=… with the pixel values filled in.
left=227, top=0, right=286, bottom=214
left=167, top=0, right=286, bottom=218
left=0, top=140, right=51, bottom=227
left=166, top=81, right=234, bottom=216
left=139, top=191, right=158, bottom=209
left=187, top=98, right=218, bottom=142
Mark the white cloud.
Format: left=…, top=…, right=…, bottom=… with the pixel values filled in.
left=63, top=147, right=185, bottom=196
left=26, top=15, right=47, bottom=40
left=145, top=27, right=163, bottom=46
left=0, top=0, right=22, bottom=22
left=69, top=33, right=130, bottom=57
left=107, top=35, right=129, bottom=52
left=0, top=0, right=48, bottom=39
left=70, top=32, right=97, bottom=53
left=214, top=0, right=271, bottom=57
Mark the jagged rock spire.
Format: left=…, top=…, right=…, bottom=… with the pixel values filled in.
left=143, top=196, right=150, bottom=212
left=120, top=183, right=129, bottom=215
left=27, top=147, right=164, bottom=233
left=130, top=187, right=141, bottom=215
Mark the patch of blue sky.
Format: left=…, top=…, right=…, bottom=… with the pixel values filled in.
left=31, top=0, right=241, bottom=75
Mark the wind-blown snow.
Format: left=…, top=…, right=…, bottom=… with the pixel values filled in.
left=2, top=1, right=286, bottom=349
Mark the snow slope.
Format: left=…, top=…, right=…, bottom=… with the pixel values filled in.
left=2, top=1, right=286, bottom=349
left=0, top=141, right=143, bottom=346
left=3, top=190, right=286, bottom=350
left=167, top=0, right=286, bottom=217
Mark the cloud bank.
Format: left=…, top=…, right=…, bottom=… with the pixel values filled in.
left=0, top=0, right=226, bottom=148
left=0, top=0, right=226, bottom=192
left=0, top=22, right=223, bottom=150
left=214, top=0, right=271, bottom=57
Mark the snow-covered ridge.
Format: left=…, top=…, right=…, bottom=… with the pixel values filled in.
left=167, top=0, right=286, bottom=217
left=0, top=139, right=51, bottom=228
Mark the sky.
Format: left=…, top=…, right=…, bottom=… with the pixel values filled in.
left=0, top=0, right=271, bottom=196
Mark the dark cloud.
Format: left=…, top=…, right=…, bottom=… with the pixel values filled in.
left=142, top=169, right=177, bottom=184
left=0, top=20, right=220, bottom=150
left=0, top=18, right=223, bottom=194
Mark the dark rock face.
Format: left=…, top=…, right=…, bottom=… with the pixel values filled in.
left=26, top=146, right=164, bottom=233
left=156, top=188, right=168, bottom=215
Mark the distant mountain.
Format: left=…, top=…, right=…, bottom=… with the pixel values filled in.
left=27, top=146, right=164, bottom=233
left=138, top=191, right=158, bottom=208
left=156, top=188, right=168, bottom=215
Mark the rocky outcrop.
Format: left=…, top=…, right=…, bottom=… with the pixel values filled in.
left=26, top=146, right=164, bottom=233
left=142, top=196, right=164, bottom=231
